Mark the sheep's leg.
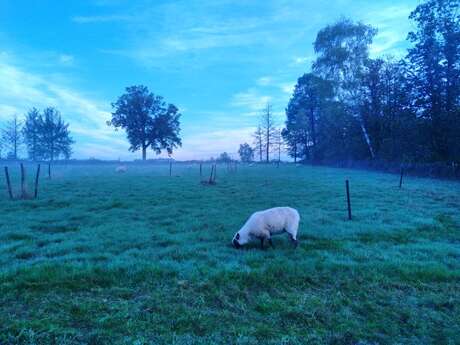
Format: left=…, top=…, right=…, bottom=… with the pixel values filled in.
left=268, top=238, right=274, bottom=248
left=289, top=234, right=298, bottom=248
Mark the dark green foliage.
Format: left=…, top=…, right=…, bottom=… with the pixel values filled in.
left=217, top=152, right=232, bottom=163
left=22, top=108, right=41, bottom=161
left=109, top=85, right=182, bottom=160
left=238, top=143, right=254, bottom=162
left=22, top=107, right=74, bottom=161
left=285, top=0, right=460, bottom=165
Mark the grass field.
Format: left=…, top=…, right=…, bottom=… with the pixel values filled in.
left=0, top=163, right=459, bottom=344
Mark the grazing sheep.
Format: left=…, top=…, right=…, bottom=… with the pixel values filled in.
left=115, top=165, right=128, bottom=173
left=232, top=207, right=300, bottom=249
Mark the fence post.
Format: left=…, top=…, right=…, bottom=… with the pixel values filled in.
left=34, top=164, right=41, bottom=199
left=208, top=164, right=215, bottom=184
left=20, top=163, right=26, bottom=199
left=4, top=167, right=13, bottom=200
left=346, top=179, right=352, bottom=220
left=399, top=167, right=404, bottom=189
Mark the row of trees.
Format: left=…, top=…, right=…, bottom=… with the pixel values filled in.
left=282, top=0, right=460, bottom=164
left=0, top=107, right=74, bottom=161
left=249, top=104, right=284, bottom=163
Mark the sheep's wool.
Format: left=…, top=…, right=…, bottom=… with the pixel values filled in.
left=233, top=207, right=300, bottom=246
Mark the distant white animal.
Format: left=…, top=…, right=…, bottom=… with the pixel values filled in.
left=232, top=207, right=300, bottom=249
left=115, top=165, right=128, bottom=173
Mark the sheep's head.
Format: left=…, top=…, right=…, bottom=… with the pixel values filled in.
left=232, top=231, right=249, bottom=248
left=232, top=233, right=241, bottom=248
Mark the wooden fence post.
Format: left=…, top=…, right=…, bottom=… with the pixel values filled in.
left=34, top=164, right=41, bottom=199
left=346, top=179, right=352, bottom=220
left=4, top=167, right=13, bottom=200
left=208, top=164, right=215, bottom=184
left=399, top=167, right=404, bottom=189
left=20, top=163, right=26, bottom=199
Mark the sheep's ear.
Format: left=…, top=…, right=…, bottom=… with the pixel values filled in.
left=236, top=233, right=240, bottom=240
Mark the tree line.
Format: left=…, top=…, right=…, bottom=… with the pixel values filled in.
left=0, top=107, right=74, bottom=161
left=281, top=0, right=459, bottom=164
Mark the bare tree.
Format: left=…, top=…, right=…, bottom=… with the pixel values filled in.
left=272, top=128, right=284, bottom=164
left=252, top=125, right=264, bottom=162
left=1, top=115, right=22, bottom=160
left=261, top=103, right=276, bottom=162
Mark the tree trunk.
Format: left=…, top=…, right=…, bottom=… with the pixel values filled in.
left=294, top=143, right=297, bottom=163
left=310, top=108, right=316, bottom=161
left=359, top=118, right=375, bottom=159
left=266, top=128, right=270, bottom=163
left=142, top=146, right=147, bottom=161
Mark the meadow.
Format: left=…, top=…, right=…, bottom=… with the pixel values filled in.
left=0, top=162, right=459, bottom=345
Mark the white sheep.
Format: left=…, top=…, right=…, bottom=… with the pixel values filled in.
left=232, top=207, right=300, bottom=249
left=115, top=165, right=128, bottom=173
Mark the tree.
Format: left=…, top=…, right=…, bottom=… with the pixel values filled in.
left=272, top=129, right=283, bottom=164
left=109, top=85, right=182, bottom=160
left=252, top=125, right=264, bottom=162
left=38, top=107, right=74, bottom=161
left=261, top=103, right=276, bottom=162
left=283, top=73, right=335, bottom=162
left=217, top=152, right=232, bottom=163
left=238, top=143, right=254, bottom=162
left=1, top=115, right=22, bottom=160
left=313, top=19, right=378, bottom=159
left=23, top=107, right=41, bottom=161
left=407, top=0, right=460, bottom=161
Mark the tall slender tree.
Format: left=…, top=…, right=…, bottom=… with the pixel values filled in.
left=1, top=115, right=22, bottom=160
left=252, top=125, right=264, bottom=162
left=261, top=103, right=276, bottom=162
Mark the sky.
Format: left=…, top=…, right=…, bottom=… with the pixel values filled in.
left=0, top=0, right=420, bottom=161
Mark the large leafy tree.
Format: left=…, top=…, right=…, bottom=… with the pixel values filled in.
left=313, top=19, right=378, bottom=159
left=109, top=85, right=182, bottom=160
left=407, top=0, right=460, bottom=161
left=283, top=73, right=334, bottom=162
left=38, top=107, right=74, bottom=161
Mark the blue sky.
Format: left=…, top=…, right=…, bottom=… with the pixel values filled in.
left=0, top=0, right=419, bottom=160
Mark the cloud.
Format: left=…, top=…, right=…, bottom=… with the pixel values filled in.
left=279, top=82, right=295, bottom=95
left=365, top=4, right=414, bottom=57
left=231, top=89, right=272, bottom=114
left=58, top=54, right=75, bottom=66
left=257, top=76, right=272, bottom=86
left=71, top=14, right=134, bottom=24
left=292, top=56, right=311, bottom=65
left=0, top=55, right=130, bottom=159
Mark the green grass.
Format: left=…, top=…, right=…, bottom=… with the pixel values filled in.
left=0, top=163, right=459, bottom=344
